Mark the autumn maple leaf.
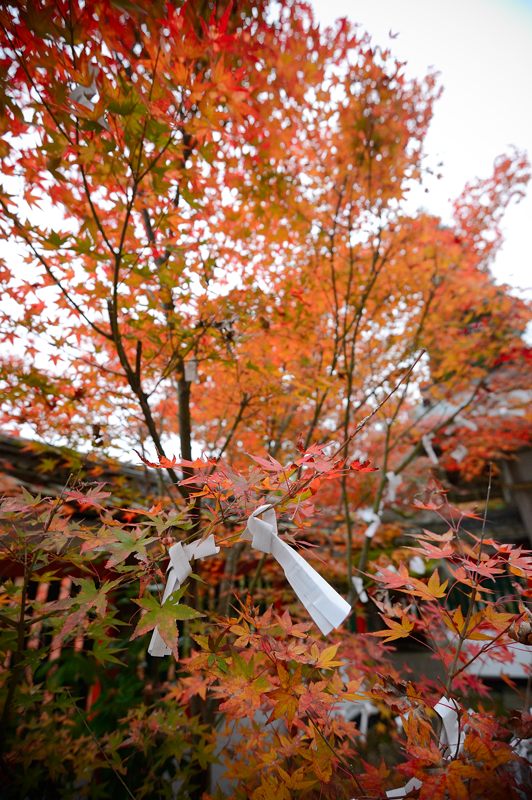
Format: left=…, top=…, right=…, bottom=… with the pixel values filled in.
left=133, top=451, right=180, bottom=469
left=350, top=458, right=378, bottom=473
left=63, top=483, right=111, bottom=511
left=372, top=613, right=415, bottom=643
left=131, top=588, right=204, bottom=656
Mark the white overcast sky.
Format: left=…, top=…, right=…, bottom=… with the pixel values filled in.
left=311, top=0, right=532, bottom=296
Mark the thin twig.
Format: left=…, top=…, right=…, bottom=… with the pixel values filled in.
left=65, top=688, right=137, bottom=800
left=446, top=463, right=492, bottom=694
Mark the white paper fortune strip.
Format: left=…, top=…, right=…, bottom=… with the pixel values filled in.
left=358, top=507, right=381, bottom=540
left=385, top=470, right=403, bottom=504
left=352, top=775, right=423, bottom=800
left=184, top=358, right=199, bottom=383
left=69, top=65, right=109, bottom=129
left=365, top=516, right=381, bottom=540
left=385, top=777, right=423, bottom=799
left=434, top=695, right=463, bottom=757
left=455, top=413, right=478, bottom=432
left=351, top=576, right=368, bottom=603
left=408, top=556, right=425, bottom=576
left=421, top=434, right=439, bottom=464
left=70, top=79, right=97, bottom=110
left=148, top=534, right=220, bottom=657
left=242, top=505, right=351, bottom=636
left=449, top=443, right=468, bottom=464
left=367, top=696, right=462, bottom=799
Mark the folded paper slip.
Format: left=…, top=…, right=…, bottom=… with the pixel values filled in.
left=242, top=505, right=351, bottom=636
left=434, top=695, right=463, bottom=756
left=385, top=777, right=423, bottom=799
left=148, top=534, right=220, bottom=657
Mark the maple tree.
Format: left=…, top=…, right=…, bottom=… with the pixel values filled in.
left=1, top=478, right=531, bottom=798
left=0, top=1, right=531, bottom=798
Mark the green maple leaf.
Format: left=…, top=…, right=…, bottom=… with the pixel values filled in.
left=72, top=577, right=123, bottom=616
left=131, top=587, right=204, bottom=651
left=104, top=528, right=157, bottom=567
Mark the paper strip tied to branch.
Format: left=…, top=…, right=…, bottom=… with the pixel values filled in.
left=358, top=507, right=381, bottom=540
left=351, top=576, right=368, bottom=604
left=69, top=65, right=109, bottom=129
left=385, top=471, right=402, bottom=504
left=434, top=695, right=463, bottom=757
left=385, top=777, right=423, bottom=799
left=242, top=505, right=350, bottom=636
left=370, top=696, right=462, bottom=799
left=148, top=535, right=220, bottom=657
left=421, top=433, right=439, bottom=464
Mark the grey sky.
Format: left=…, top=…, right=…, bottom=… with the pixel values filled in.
left=311, top=0, right=532, bottom=296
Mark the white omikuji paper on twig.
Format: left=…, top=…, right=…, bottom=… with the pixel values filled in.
left=184, top=358, right=199, bottom=383
left=434, top=695, right=463, bottom=757
left=421, top=433, right=439, bottom=464
left=385, top=470, right=402, bottom=504
left=351, top=776, right=423, bottom=800
left=358, top=507, right=381, bottom=540
left=242, top=505, right=351, bottom=636
left=449, top=443, right=468, bottom=464
left=70, top=80, right=97, bottom=109
left=385, top=777, right=423, bottom=799
left=351, top=575, right=369, bottom=604
left=454, top=413, right=478, bottom=432
left=148, top=534, right=220, bottom=657
left=354, top=696, right=463, bottom=799
left=69, top=65, right=109, bottom=129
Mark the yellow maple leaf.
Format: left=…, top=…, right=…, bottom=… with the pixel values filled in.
left=371, top=614, right=414, bottom=643
left=315, top=643, right=343, bottom=669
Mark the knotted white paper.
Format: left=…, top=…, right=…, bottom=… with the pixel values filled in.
left=385, top=694, right=463, bottom=799
left=352, top=775, right=422, bottom=800
left=339, top=698, right=377, bottom=736
left=421, top=434, right=439, bottom=464
left=358, top=507, right=381, bottom=540
left=353, top=696, right=463, bottom=799
left=385, top=471, right=402, bottom=504
left=408, top=556, right=425, bottom=576
left=242, top=505, right=351, bottom=636
left=449, top=443, right=468, bottom=464
left=70, top=80, right=97, bottom=110
left=351, top=576, right=368, bottom=604
left=385, top=777, right=423, bottom=799
left=148, top=534, right=220, bottom=657
left=184, top=358, right=199, bottom=383
left=455, top=413, right=478, bottom=432
left=434, top=695, right=463, bottom=757
left=69, top=65, right=109, bottom=129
